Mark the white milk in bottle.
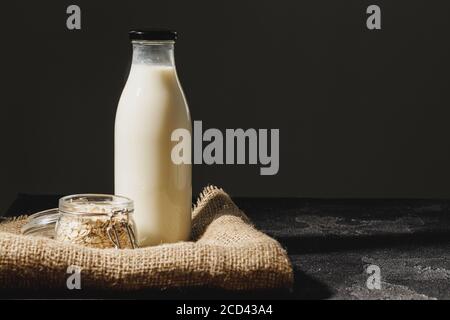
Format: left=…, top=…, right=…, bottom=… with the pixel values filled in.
left=115, top=30, right=191, bottom=247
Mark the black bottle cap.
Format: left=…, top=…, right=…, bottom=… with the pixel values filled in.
left=129, top=29, right=177, bottom=41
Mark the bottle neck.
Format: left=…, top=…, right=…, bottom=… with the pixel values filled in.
left=131, top=41, right=175, bottom=67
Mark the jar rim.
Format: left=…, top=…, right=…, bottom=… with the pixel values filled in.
left=58, top=194, right=134, bottom=216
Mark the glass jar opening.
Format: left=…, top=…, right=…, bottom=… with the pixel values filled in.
left=58, top=194, right=134, bottom=216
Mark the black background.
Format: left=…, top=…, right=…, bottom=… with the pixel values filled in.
left=1, top=0, right=450, bottom=214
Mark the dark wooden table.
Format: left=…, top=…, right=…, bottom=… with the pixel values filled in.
left=2, top=195, right=450, bottom=300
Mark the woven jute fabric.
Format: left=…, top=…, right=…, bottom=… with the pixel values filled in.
left=0, top=186, right=293, bottom=291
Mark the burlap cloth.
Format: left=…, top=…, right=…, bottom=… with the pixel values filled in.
left=0, top=186, right=293, bottom=291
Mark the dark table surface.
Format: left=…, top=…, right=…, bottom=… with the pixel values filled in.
left=2, top=195, right=450, bottom=300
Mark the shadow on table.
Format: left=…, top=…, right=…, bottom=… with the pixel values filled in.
left=0, top=283, right=330, bottom=300
left=291, top=268, right=333, bottom=300
left=278, top=230, right=450, bottom=255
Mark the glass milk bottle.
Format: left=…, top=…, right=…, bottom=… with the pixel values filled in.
left=115, top=30, right=191, bottom=247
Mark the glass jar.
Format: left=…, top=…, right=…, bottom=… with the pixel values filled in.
left=21, top=194, right=138, bottom=249
left=55, top=194, right=137, bottom=249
